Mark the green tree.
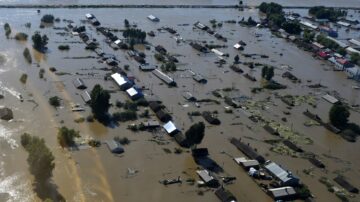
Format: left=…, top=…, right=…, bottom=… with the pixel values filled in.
left=124, top=19, right=130, bottom=28
left=329, top=103, right=350, bottom=128
left=261, top=66, right=268, bottom=78
left=303, top=29, right=315, bottom=43
left=90, top=84, right=111, bottom=121
left=266, top=67, right=274, bottom=81
left=32, top=32, right=48, bottom=52
left=49, top=96, right=60, bottom=107
left=234, top=55, right=240, bottom=63
left=4, top=23, right=11, bottom=38
left=57, top=127, right=80, bottom=147
left=185, top=122, right=205, bottom=147
left=350, top=53, right=360, bottom=66
left=282, top=22, right=302, bottom=35
left=20, top=133, right=55, bottom=183
left=41, top=14, right=55, bottom=23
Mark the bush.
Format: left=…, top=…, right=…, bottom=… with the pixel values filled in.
left=58, top=45, right=70, bottom=50
left=20, top=73, right=28, bottom=84
left=23, top=48, right=32, bottom=63
left=15, top=32, right=28, bottom=41
left=86, top=115, right=94, bottom=122
left=123, top=100, right=138, bottom=111
left=39, top=68, right=45, bottom=78
left=49, top=96, right=60, bottom=107
left=113, top=110, right=137, bottom=122
left=41, top=14, right=55, bottom=23
left=49, top=67, right=57, bottom=72
left=57, top=126, right=80, bottom=147
left=114, top=136, right=130, bottom=145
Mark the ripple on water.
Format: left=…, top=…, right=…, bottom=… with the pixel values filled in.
left=0, top=160, right=35, bottom=202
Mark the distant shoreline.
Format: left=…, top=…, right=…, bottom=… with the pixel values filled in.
left=0, top=4, right=359, bottom=10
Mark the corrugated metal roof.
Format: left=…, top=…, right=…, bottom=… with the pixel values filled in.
left=265, top=162, right=294, bottom=184
left=126, top=87, right=138, bottom=97
left=268, top=186, right=296, bottom=198
left=196, top=170, right=214, bottom=183
left=111, top=73, right=131, bottom=89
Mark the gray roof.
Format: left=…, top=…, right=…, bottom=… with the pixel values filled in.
left=268, top=186, right=296, bottom=198
left=196, top=170, right=215, bottom=183
left=105, top=140, right=124, bottom=154
left=152, top=69, right=176, bottom=85
left=81, top=91, right=91, bottom=103
left=265, top=162, right=298, bottom=184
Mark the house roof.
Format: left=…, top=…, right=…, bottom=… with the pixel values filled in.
left=163, top=121, right=177, bottom=134
left=81, top=91, right=91, bottom=103
left=105, top=140, right=124, bottom=154
left=152, top=69, right=175, bottom=85
left=268, top=186, right=296, bottom=198
left=196, top=170, right=215, bottom=183
left=126, top=87, right=138, bottom=97
left=322, top=94, right=339, bottom=104
left=111, top=73, right=131, bottom=88
left=265, top=162, right=298, bottom=184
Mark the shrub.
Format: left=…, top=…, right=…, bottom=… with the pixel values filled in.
left=39, top=68, right=45, bottom=78
left=49, top=96, right=60, bottom=107
left=41, top=14, right=55, bottom=23
left=113, top=110, right=137, bottom=122
left=20, top=74, right=28, bottom=84
left=57, top=126, right=80, bottom=147
left=15, top=32, right=28, bottom=41
left=23, top=48, right=32, bottom=63
left=58, top=45, right=70, bottom=50
left=114, top=136, right=130, bottom=145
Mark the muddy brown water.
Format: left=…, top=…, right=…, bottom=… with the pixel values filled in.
left=0, top=7, right=359, bottom=202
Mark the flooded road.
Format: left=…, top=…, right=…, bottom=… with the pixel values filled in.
left=0, top=6, right=359, bottom=202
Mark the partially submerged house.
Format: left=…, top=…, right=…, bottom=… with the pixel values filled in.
left=230, top=138, right=266, bottom=164
left=268, top=186, right=297, bottom=201
left=147, top=15, right=160, bottom=22
left=111, top=73, right=133, bottom=91
left=156, top=109, right=172, bottom=122
left=322, top=94, right=339, bottom=104
left=73, top=78, right=87, bottom=89
left=141, top=120, right=160, bottom=129
left=163, top=121, right=178, bottom=136
left=192, top=73, right=207, bottom=84
left=106, top=58, right=118, bottom=66
left=182, top=91, right=196, bottom=101
left=81, top=90, right=91, bottom=104
left=190, top=42, right=208, bottom=53
left=196, top=169, right=219, bottom=187
left=152, top=69, right=176, bottom=86
left=105, top=140, right=124, bottom=154
left=211, top=48, right=225, bottom=57
left=234, top=157, right=260, bottom=170
left=126, top=87, right=143, bottom=100
left=334, top=176, right=359, bottom=193
left=149, top=101, right=164, bottom=112
left=155, top=45, right=167, bottom=54
left=264, top=161, right=300, bottom=186
left=139, top=64, right=157, bottom=71
left=202, top=111, right=221, bottom=125
left=215, top=187, right=237, bottom=202
left=85, top=13, right=95, bottom=20
left=194, top=21, right=208, bottom=30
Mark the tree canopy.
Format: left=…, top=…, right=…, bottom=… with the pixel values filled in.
left=329, top=103, right=350, bottom=128
left=309, top=6, right=346, bottom=22
left=21, top=133, right=55, bottom=183
left=262, top=66, right=275, bottom=81
left=123, top=28, right=146, bottom=43
left=90, top=84, right=111, bottom=121
left=32, top=32, right=49, bottom=52
left=57, top=127, right=80, bottom=147
left=41, top=14, right=55, bottom=23
left=185, top=122, right=205, bottom=147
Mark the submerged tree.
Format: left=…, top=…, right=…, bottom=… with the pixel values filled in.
left=329, top=103, right=350, bottom=128
left=185, top=122, right=205, bottom=147
left=32, top=31, right=49, bottom=52
left=20, top=133, right=55, bottom=183
left=90, top=84, right=111, bottom=121
left=57, top=127, right=80, bottom=147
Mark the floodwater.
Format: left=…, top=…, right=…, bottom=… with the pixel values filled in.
left=0, top=6, right=359, bottom=202
left=0, top=0, right=359, bottom=7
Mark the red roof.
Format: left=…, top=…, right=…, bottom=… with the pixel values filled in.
left=318, top=51, right=329, bottom=58
left=336, top=58, right=349, bottom=65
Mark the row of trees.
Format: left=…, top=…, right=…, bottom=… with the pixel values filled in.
left=4, top=23, right=11, bottom=38
left=261, top=66, right=275, bottom=81
left=309, top=6, right=346, bottom=22
left=122, top=28, right=146, bottom=43
left=259, top=2, right=302, bottom=35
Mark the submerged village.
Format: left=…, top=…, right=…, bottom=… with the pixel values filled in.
left=0, top=1, right=360, bottom=202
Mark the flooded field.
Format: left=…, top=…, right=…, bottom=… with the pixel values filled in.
left=0, top=6, right=359, bottom=202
